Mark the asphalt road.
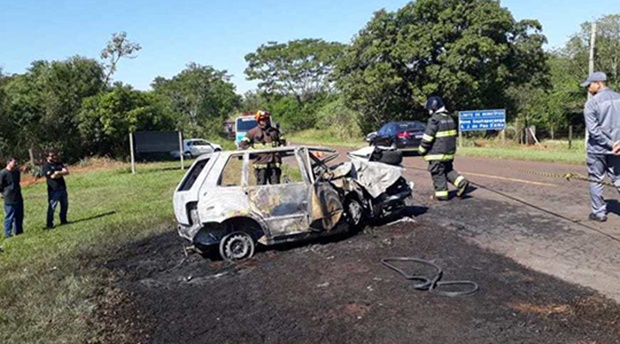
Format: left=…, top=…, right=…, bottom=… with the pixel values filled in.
left=378, top=150, right=620, bottom=302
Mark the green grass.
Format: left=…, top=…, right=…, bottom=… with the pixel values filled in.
left=290, top=129, right=587, bottom=165
left=457, top=139, right=587, bottom=165
left=0, top=160, right=187, bottom=343
left=288, top=129, right=366, bottom=148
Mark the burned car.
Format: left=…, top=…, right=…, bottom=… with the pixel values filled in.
left=173, top=146, right=414, bottom=260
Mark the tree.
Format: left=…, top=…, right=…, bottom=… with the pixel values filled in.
left=544, top=52, right=585, bottom=137
left=78, top=85, right=175, bottom=157
left=3, top=57, right=105, bottom=161
left=336, top=0, right=549, bottom=134
left=152, top=63, right=240, bottom=137
left=239, top=91, right=269, bottom=113
left=101, top=32, right=142, bottom=86
left=0, top=69, right=13, bottom=158
left=244, top=39, right=345, bottom=106
left=316, top=96, right=362, bottom=139
left=565, top=14, right=620, bottom=90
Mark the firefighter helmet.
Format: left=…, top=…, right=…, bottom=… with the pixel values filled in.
left=424, top=96, right=445, bottom=113
left=255, top=110, right=271, bottom=122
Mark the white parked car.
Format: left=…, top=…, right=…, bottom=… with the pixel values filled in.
left=171, top=139, right=222, bottom=158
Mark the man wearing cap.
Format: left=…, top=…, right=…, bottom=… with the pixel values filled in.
left=581, top=71, right=620, bottom=222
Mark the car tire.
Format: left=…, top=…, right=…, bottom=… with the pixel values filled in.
left=219, top=231, right=255, bottom=261
left=316, top=183, right=344, bottom=231
left=343, top=196, right=366, bottom=231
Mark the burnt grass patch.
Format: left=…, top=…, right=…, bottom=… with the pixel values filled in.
left=97, top=220, right=620, bottom=344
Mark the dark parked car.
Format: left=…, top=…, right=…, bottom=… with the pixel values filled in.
left=368, top=121, right=426, bottom=152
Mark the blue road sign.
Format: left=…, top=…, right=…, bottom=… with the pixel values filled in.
left=458, top=109, right=506, bottom=132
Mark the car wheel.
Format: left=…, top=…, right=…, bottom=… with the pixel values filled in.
left=344, top=196, right=366, bottom=230
left=219, top=231, right=255, bottom=261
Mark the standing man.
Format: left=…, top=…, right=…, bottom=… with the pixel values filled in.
left=0, top=157, right=24, bottom=238
left=43, top=151, right=69, bottom=229
left=581, top=72, right=620, bottom=222
left=418, top=95, right=470, bottom=200
left=240, top=110, right=285, bottom=185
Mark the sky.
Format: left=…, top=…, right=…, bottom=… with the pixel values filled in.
left=0, top=0, right=616, bottom=94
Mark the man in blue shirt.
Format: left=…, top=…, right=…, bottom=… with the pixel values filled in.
left=0, top=157, right=24, bottom=238
left=581, top=72, right=620, bottom=222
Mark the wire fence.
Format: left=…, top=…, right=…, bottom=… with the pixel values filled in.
left=459, top=125, right=587, bottom=148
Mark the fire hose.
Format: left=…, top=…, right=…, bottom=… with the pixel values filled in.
left=402, top=164, right=620, bottom=244
left=381, top=257, right=479, bottom=297
left=517, top=169, right=619, bottom=188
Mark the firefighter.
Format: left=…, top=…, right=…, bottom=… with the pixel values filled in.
left=418, top=96, right=470, bottom=200
left=239, top=110, right=285, bottom=185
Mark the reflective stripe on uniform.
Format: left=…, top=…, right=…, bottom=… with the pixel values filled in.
left=422, top=134, right=434, bottom=142
left=454, top=175, right=465, bottom=187
left=254, top=162, right=281, bottom=169
left=435, top=190, right=449, bottom=198
left=418, top=146, right=427, bottom=154
left=435, top=130, right=457, bottom=138
left=423, top=154, right=455, bottom=161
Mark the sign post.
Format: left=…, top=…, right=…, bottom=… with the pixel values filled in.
left=458, top=109, right=507, bottom=143
left=178, top=131, right=184, bottom=170
left=129, top=132, right=136, bottom=175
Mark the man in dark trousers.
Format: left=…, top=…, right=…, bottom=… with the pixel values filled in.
left=240, top=110, right=285, bottom=185
left=43, top=151, right=70, bottom=229
left=418, top=95, right=470, bottom=201
left=581, top=72, right=620, bottom=222
left=0, top=157, right=24, bottom=238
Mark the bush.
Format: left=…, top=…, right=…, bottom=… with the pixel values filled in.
left=316, top=97, right=362, bottom=139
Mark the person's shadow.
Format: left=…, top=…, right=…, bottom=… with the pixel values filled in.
left=68, top=211, right=117, bottom=225
left=606, top=200, right=620, bottom=217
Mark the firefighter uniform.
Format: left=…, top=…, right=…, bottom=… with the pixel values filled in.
left=240, top=124, right=284, bottom=185
left=418, top=97, right=470, bottom=200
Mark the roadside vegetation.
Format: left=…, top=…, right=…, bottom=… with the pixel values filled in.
left=289, top=130, right=587, bottom=165
left=0, top=160, right=184, bottom=343
left=2, top=4, right=617, bottom=167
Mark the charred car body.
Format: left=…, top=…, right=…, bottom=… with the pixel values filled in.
left=173, top=146, right=414, bottom=260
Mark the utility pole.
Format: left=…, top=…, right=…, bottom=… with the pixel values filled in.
left=588, top=21, right=597, bottom=85
left=585, top=21, right=597, bottom=150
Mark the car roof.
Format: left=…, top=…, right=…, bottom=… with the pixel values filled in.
left=193, top=145, right=336, bottom=162
left=393, top=121, right=424, bottom=125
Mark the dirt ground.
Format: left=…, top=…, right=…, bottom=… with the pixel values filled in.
left=100, top=220, right=620, bottom=344
left=96, top=149, right=620, bottom=343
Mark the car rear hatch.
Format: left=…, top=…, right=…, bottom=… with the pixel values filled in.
left=173, top=154, right=218, bottom=225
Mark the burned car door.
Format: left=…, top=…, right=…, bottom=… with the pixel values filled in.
left=307, top=148, right=344, bottom=231
left=244, top=148, right=313, bottom=237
